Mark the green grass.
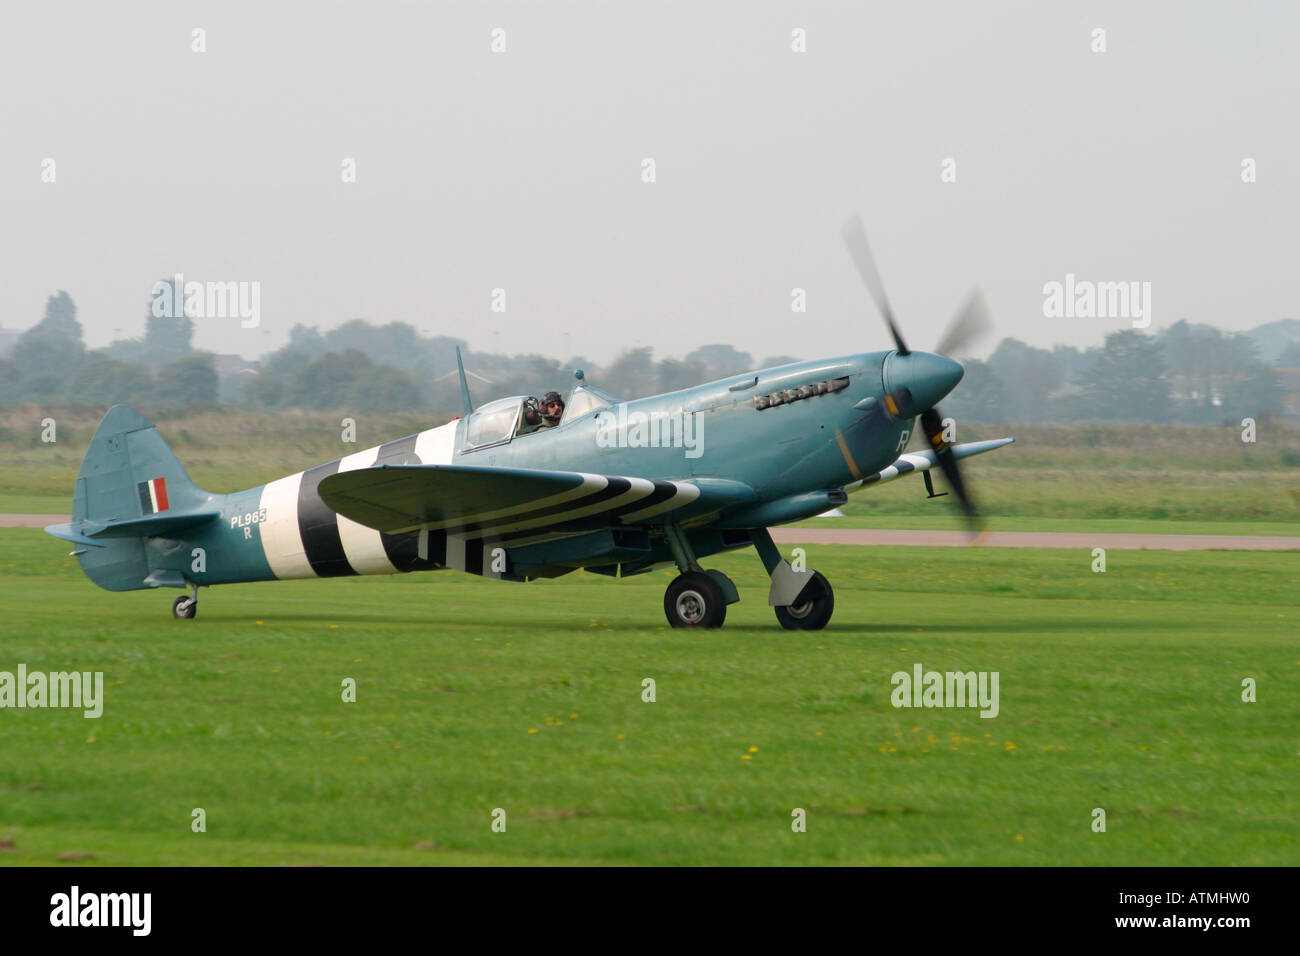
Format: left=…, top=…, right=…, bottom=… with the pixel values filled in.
left=1, top=529, right=1296, bottom=865
left=0, top=495, right=67, bottom=515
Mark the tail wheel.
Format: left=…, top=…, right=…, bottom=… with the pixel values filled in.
left=775, top=571, right=833, bottom=630
left=664, top=571, right=727, bottom=629
left=172, top=596, right=197, bottom=620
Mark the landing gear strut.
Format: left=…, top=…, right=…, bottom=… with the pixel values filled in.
left=749, top=528, right=835, bottom=630
left=661, top=523, right=737, bottom=628
left=172, top=583, right=199, bottom=620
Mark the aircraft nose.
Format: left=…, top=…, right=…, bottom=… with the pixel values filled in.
left=883, top=351, right=964, bottom=417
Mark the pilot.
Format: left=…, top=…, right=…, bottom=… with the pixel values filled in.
left=520, top=392, right=565, bottom=433
left=539, top=391, right=565, bottom=427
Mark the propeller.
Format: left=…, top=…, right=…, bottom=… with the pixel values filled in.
left=919, top=406, right=976, bottom=523
left=934, top=287, right=992, bottom=358
left=841, top=215, right=909, bottom=356
left=841, top=215, right=991, bottom=527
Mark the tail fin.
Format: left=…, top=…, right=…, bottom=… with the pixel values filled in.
left=46, top=405, right=218, bottom=591
left=71, top=405, right=209, bottom=523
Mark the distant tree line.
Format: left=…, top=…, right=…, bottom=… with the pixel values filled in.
left=944, top=323, right=1286, bottom=424
left=0, top=289, right=1293, bottom=424
left=0, top=290, right=223, bottom=408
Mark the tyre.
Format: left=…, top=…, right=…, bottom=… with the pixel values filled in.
left=775, top=571, right=833, bottom=630
left=664, top=571, right=727, bottom=628
left=172, top=595, right=197, bottom=619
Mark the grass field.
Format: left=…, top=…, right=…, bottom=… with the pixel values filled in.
left=1, top=529, right=1296, bottom=865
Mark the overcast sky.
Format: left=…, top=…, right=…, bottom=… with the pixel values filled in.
left=1, top=0, right=1296, bottom=365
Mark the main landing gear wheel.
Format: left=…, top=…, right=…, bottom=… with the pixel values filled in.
left=664, top=571, right=727, bottom=629
left=775, top=571, right=834, bottom=630
left=172, top=595, right=197, bottom=620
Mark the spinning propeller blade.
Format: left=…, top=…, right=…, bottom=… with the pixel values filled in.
left=841, top=216, right=994, bottom=529
left=841, top=214, right=909, bottom=356
left=934, top=288, right=992, bottom=359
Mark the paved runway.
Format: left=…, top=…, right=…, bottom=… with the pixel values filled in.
left=2, top=514, right=70, bottom=528
left=770, top=528, right=1300, bottom=551
left=7, top=513, right=1299, bottom=551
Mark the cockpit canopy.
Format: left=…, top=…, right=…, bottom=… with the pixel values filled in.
left=464, top=396, right=524, bottom=448
left=560, top=384, right=614, bottom=425
left=461, top=384, right=618, bottom=450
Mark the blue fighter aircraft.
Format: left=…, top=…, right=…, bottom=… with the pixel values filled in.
left=46, top=218, right=1014, bottom=628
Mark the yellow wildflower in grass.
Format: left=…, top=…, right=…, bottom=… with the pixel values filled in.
left=742, top=754, right=751, bottom=760
left=748, top=746, right=758, bottom=753
left=527, top=728, right=538, bottom=734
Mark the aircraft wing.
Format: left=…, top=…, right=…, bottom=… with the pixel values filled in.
left=845, top=437, right=1014, bottom=492
left=318, top=464, right=755, bottom=539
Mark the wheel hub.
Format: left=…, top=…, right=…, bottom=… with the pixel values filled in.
left=675, top=589, right=706, bottom=625
left=786, top=599, right=813, bottom=619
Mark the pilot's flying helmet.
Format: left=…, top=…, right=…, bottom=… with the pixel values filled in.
left=541, top=391, right=564, bottom=423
